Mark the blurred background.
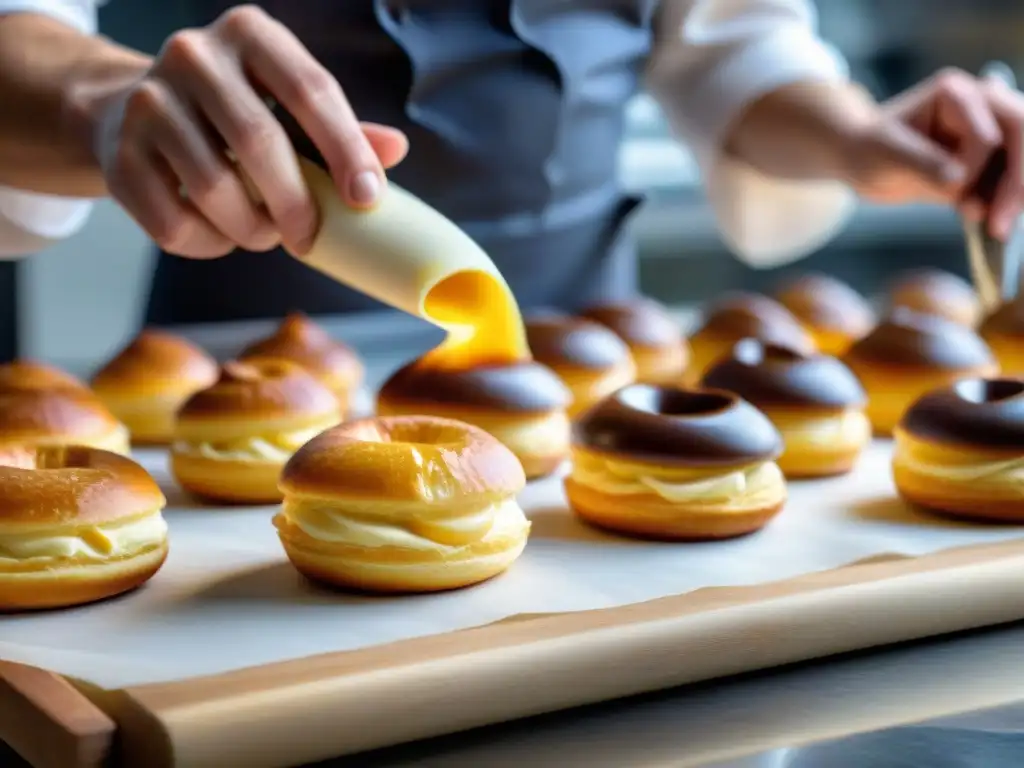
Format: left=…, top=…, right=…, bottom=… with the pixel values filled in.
left=3, top=0, right=1023, bottom=377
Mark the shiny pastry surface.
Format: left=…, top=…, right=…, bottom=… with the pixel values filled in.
left=774, top=273, right=875, bottom=355
left=275, top=416, right=530, bottom=593
left=0, top=360, right=86, bottom=392
left=90, top=329, right=219, bottom=445
left=0, top=385, right=130, bottom=454
left=565, top=385, right=786, bottom=540
left=979, top=296, right=1024, bottom=374
left=579, top=297, right=689, bottom=384
left=886, top=268, right=979, bottom=326
left=0, top=445, right=168, bottom=610
left=894, top=378, right=1024, bottom=521
left=171, top=359, right=343, bottom=504
left=525, top=315, right=636, bottom=417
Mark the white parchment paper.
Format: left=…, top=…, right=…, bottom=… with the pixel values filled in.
left=2, top=442, right=1021, bottom=690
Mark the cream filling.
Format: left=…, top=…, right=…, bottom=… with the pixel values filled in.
left=281, top=498, right=529, bottom=552
left=571, top=459, right=785, bottom=509
left=172, top=425, right=328, bottom=462
left=0, top=510, right=168, bottom=563
left=483, top=412, right=570, bottom=452
left=896, top=451, right=1024, bottom=487
left=774, top=410, right=871, bottom=451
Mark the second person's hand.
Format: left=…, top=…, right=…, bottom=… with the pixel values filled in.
left=83, top=4, right=408, bottom=259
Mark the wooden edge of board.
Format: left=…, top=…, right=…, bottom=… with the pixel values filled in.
left=0, top=661, right=115, bottom=768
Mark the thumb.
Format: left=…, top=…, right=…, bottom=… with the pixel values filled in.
left=852, top=122, right=965, bottom=201
left=360, top=123, right=409, bottom=170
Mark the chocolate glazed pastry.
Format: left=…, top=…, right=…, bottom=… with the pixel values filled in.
left=376, top=359, right=573, bottom=480
left=894, top=378, right=1024, bottom=521
left=979, top=296, right=1024, bottom=375
left=525, top=315, right=636, bottom=418
left=885, top=268, right=980, bottom=327
left=565, top=384, right=787, bottom=540
left=701, top=339, right=871, bottom=478
left=841, top=307, right=998, bottom=436
left=686, top=292, right=816, bottom=384
left=774, top=273, right=875, bottom=356
left=578, top=298, right=689, bottom=385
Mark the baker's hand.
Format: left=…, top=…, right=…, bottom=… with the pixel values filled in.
left=87, top=4, right=408, bottom=258
left=842, top=68, right=1024, bottom=241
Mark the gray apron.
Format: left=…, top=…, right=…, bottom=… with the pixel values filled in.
left=146, top=0, right=657, bottom=324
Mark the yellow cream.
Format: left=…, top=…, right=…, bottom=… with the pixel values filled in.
left=896, top=443, right=1024, bottom=487
left=173, top=424, right=329, bottom=462
left=279, top=498, right=529, bottom=552
left=570, top=454, right=785, bottom=509
left=771, top=409, right=871, bottom=452
left=0, top=510, right=167, bottom=562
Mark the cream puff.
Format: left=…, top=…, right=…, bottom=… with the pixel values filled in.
left=686, top=292, right=817, bottom=383
left=841, top=308, right=998, bottom=436
left=90, top=329, right=219, bottom=445
left=701, top=339, right=870, bottom=478
left=979, top=296, right=1024, bottom=374
left=240, top=312, right=364, bottom=415
left=894, top=378, right=1024, bottom=521
left=525, top=314, right=636, bottom=417
left=565, top=384, right=786, bottom=540
left=0, top=359, right=86, bottom=392
left=0, top=444, right=168, bottom=610
left=774, top=273, right=875, bottom=356
left=579, top=297, right=689, bottom=385
left=886, top=268, right=980, bottom=327
left=171, top=359, right=343, bottom=504
left=376, top=359, right=572, bottom=479
left=274, top=415, right=530, bottom=592
left=0, top=385, right=130, bottom=454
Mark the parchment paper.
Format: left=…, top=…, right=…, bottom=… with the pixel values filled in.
left=2, top=441, right=1022, bottom=690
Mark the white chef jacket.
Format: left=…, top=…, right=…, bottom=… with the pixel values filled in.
left=0, top=0, right=855, bottom=265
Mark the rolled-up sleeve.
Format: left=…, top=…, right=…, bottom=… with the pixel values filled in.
left=646, top=0, right=857, bottom=268
left=0, top=0, right=101, bottom=252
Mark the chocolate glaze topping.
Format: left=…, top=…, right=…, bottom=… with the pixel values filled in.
left=526, top=317, right=632, bottom=370
left=775, top=273, right=875, bottom=332
left=579, top=298, right=683, bottom=349
left=844, top=308, right=994, bottom=369
left=573, top=384, right=782, bottom=467
left=701, top=339, right=866, bottom=409
left=887, top=268, right=977, bottom=315
left=692, top=292, right=815, bottom=351
left=900, top=378, right=1024, bottom=449
left=379, top=359, right=572, bottom=413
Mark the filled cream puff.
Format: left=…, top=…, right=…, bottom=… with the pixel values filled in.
left=885, top=268, right=980, bottom=327
left=774, top=273, right=875, bottom=356
left=0, top=359, right=86, bottom=392
left=90, top=329, right=219, bottom=445
left=686, top=292, right=817, bottom=383
left=579, top=297, right=689, bottom=385
left=525, top=314, right=636, bottom=417
left=240, top=312, right=364, bottom=415
left=0, top=385, right=130, bottom=454
left=376, top=359, right=572, bottom=479
left=701, top=339, right=870, bottom=478
left=274, top=415, right=530, bottom=592
left=841, top=308, right=998, bottom=436
left=0, top=445, right=168, bottom=610
left=894, top=378, right=1024, bottom=521
left=171, top=359, right=342, bottom=504
left=565, top=384, right=786, bottom=540
left=979, top=296, right=1024, bottom=374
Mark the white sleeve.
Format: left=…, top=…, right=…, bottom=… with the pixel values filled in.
left=646, top=0, right=857, bottom=268
left=0, top=0, right=103, bottom=252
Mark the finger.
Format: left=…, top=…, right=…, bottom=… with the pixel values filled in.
left=109, top=146, right=235, bottom=258
left=986, top=85, right=1024, bottom=240
left=933, top=70, right=1003, bottom=186
left=224, top=11, right=384, bottom=208
left=140, top=80, right=280, bottom=252
left=859, top=121, right=965, bottom=202
left=362, top=123, right=409, bottom=169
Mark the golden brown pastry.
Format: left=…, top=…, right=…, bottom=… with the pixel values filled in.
left=0, top=360, right=86, bottom=392
left=0, top=445, right=168, bottom=610
left=525, top=313, right=636, bottom=417
left=90, top=329, right=219, bottom=445
left=894, top=378, right=1024, bottom=521
left=565, top=384, right=786, bottom=540
left=239, top=312, right=364, bottom=414
left=701, top=339, right=870, bottom=478
left=886, top=268, right=980, bottom=326
left=774, top=273, right=875, bottom=356
left=0, top=384, right=130, bottom=454
left=686, top=292, right=816, bottom=383
left=578, top=298, right=689, bottom=385
left=274, top=415, right=530, bottom=592
left=978, top=296, right=1024, bottom=374
left=376, top=359, right=572, bottom=480
left=171, top=359, right=343, bottom=504
left=841, top=308, right=998, bottom=436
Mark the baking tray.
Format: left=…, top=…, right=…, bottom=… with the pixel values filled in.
left=4, top=441, right=1024, bottom=768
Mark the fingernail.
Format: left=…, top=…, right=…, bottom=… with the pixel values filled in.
left=349, top=171, right=380, bottom=206
left=939, top=163, right=966, bottom=186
